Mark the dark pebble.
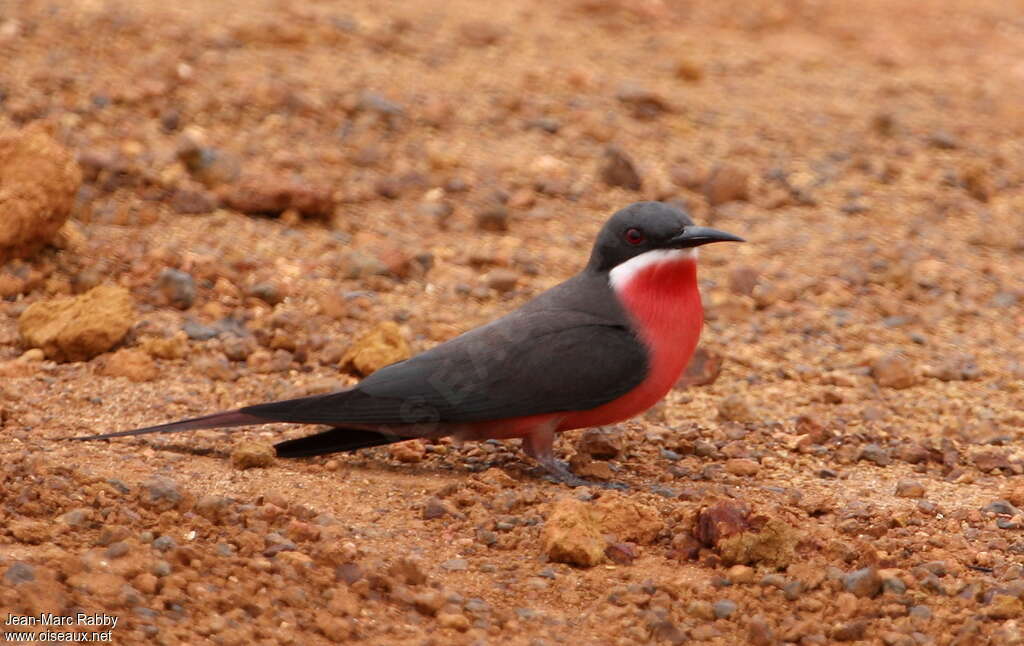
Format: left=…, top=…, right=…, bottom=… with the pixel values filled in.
left=3, top=562, right=35, bottom=585
left=152, top=535, right=177, bottom=552
left=713, top=599, right=737, bottom=619
left=157, top=268, right=196, bottom=309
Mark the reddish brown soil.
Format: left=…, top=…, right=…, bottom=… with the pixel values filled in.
left=2, top=0, right=1024, bottom=644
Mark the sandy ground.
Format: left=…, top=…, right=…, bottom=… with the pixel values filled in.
left=2, top=0, right=1024, bottom=644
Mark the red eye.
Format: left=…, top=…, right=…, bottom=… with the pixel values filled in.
left=625, top=228, right=645, bottom=245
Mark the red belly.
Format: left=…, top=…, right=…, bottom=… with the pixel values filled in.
left=558, top=256, right=702, bottom=430
left=455, top=256, right=703, bottom=442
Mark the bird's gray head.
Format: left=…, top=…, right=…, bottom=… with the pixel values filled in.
left=587, top=201, right=744, bottom=273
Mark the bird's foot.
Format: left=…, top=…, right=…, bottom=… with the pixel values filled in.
left=533, top=458, right=628, bottom=490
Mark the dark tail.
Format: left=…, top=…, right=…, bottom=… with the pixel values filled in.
left=273, top=427, right=405, bottom=458
left=72, top=399, right=413, bottom=459
left=69, top=410, right=265, bottom=441
left=72, top=410, right=409, bottom=460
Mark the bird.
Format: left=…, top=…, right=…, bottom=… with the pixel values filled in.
left=74, top=201, right=744, bottom=486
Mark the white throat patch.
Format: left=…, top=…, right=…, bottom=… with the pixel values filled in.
left=609, top=248, right=697, bottom=292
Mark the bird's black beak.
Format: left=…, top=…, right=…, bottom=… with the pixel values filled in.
left=669, top=226, right=745, bottom=248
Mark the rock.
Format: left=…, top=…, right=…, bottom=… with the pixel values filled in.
left=390, top=556, right=428, bottom=586
left=194, top=353, right=237, bottom=381
left=927, top=131, right=959, bottom=150
left=871, top=112, right=896, bottom=136
left=421, top=202, right=454, bottom=229
left=576, top=427, right=623, bottom=460
left=152, top=535, right=176, bottom=552
left=725, top=458, right=760, bottom=477
left=541, top=497, right=606, bottom=567
left=713, top=599, right=737, bottom=619
left=879, top=569, right=907, bottom=594
left=718, top=515, right=797, bottom=568
left=169, top=187, right=217, bottom=214
left=592, top=491, right=664, bottom=544
left=19, top=285, right=135, bottom=361
left=477, top=467, right=517, bottom=489
left=842, top=567, right=882, bottom=598
left=677, top=347, right=724, bottom=388
left=675, top=58, right=704, bottom=82
left=871, top=353, right=916, bottom=389
left=729, top=266, right=760, bottom=296
left=437, top=611, right=471, bottom=631
left=220, top=175, right=335, bottom=219
left=604, top=542, right=638, bottom=565
left=895, top=442, right=932, bottom=464
left=831, top=620, right=868, bottom=642
left=141, top=476, right=183, bottom=510
left=10, top=519, right=51, bottom=543
left=983, top=500, right=1019, bottom=515
left=422, top=497, right=450, bottom=520
left=974, top=450, right=1012, bottom=473
left=727, top=564, right=756, bottom=584
left=337, top=250, right=389, bottom=279
left=696, top=501, right=751, bottom=547
left=525, top=118, right=561, bottom=134
left=440, top=558, right=468, bottom=571
left=961, top=163, right=991, bottom=202
left=687, top=600, right=715, bottom=620
left=247, top=349, right=293, bottom=373
left=601, top=146, right=642, bottom=190
left=341, top=321, right=411, bottom=376
left=3, top=561, right=35, bottom=585
left=176, top=143, right=241, bottom=187
left=315, top=611, right=352, bottom=641
left=140, top=332, right=188, bottom=359
left=389, top=441, right=425, bottom=463
left=0, top=123, right=82, bottom=263
left=670, top=164, right=706, bottom=190
left=231, top=441, right=275, bottom=469
left=1003, top=486, right=1024, bottom=508
left=616, top=84, right=672, bottom=119
left=569, top=454, right=615, bottom=480
left=747, top=616, right=774, bottom=646
left=475, top=205, right=509, bottom=232
left=195, top=495, right=232, bottom=522
left=356, top=91, right=404, bottom=120
left=926, top=355, right=980, bottom=382
left=485, top=269, right=519, bottom=293
left=374, top=173, right=427, bottom=200
left=718, top=394, right=756, bottom=423
left=183, top=319, right=220, bottom=341
left=156, top=268, right=196, bottom=309
left=703, top=164, right=749, bottom=206
left=988, top=594, right=1024, bottom=620
left=895, top=479, right=925, bottom=498
left=222, top=335, right=257, bottom=361
left=98, top=348, right=159, bottom=382
left=249, top=283, right=284, bottom=306
left=859, top=444, right=892, bottom=467
left=696, top=502, right=798, bottom=568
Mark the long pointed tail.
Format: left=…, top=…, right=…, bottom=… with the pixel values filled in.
left=69, top=410, right=266, bottom=441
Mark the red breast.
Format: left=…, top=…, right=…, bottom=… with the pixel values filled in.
left=558, top=249, right=703, bottom=430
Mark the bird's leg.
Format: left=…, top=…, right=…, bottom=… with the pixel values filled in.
left=521, top=426, right=627, bottom=489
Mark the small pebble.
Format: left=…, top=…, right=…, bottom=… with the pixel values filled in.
left=895, top=479, right=926, bottom=498
left=231, top=441, right=276, bottom=469
left=157, top=268, right=196, bottom=309
left=712, top=599, right=738, bottom=619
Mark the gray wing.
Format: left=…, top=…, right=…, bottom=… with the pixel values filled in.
left=242, top=309, right=648, bottom=425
